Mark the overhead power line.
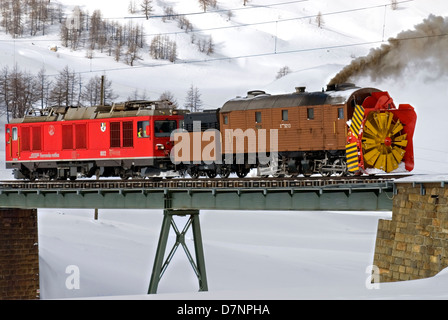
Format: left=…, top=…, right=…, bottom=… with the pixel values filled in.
left=121, top=0, right=310, bottom=20
left=145, top=0, right=415, bottom=37
left=60, top=31, right=448, bottom=77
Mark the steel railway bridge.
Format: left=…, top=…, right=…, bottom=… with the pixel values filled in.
left=0, top=175, right=403, bottom=295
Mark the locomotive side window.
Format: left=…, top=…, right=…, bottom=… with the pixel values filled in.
left=110, top=122, right=121, bottom=148
left=137, top=121, right=150, bottom=138
left=155, top=120, right=177, bottom=137
left=75, top=124, right=87, bottom=149
left=62, top=125, right=73, bottom=149
left=62, top=124, right=87, bottom=150
left=32, top=127, right=41, bottom=150
left=282, top=110, right=288, bottom=121
left=123, top=121, right=134, bottom=147
left=255, top=112, right=262, bottom=123
left=307, top=108, right=314, bottom=120
left=223, top=115, right=228, bottom=125
left=22, top=127, right=31, bottom=151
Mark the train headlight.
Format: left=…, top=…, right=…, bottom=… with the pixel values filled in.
left=156, top=144, right=165, bottom=150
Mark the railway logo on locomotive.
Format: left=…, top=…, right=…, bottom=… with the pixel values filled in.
left=101, top=122, right=106, bottom=132
left=48, top=125, right=55, bottom=136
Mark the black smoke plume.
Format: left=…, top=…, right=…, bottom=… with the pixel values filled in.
left=329, top=14, right=448, bottom=85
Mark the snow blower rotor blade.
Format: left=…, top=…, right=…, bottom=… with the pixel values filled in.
left=361, top=111, right=408, bottom=173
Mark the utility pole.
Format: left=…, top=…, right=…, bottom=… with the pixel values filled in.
left=100, top=75, right=105, bottom=106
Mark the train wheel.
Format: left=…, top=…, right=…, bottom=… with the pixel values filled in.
left=257, top=154, right=283, bottom=177
left=28, top=172, right=36, bottom=181
left=300, top=160, right=314, bottom=178
left=235, top=164, right=250, bottom=178
left=190, top=172, right=199, bottom=179
left=206, top=170, right=217, bottom=178
left=318, top=161, right=331, bottom=177
left=332, top=159, right=347, bottom=177
left=188, top=167, right=200, bottom=179
left=119, top=169, right=130, bottom=180
left=236, top=169, right=249, bottom=178
left=218, top=165, right=231, bottom=178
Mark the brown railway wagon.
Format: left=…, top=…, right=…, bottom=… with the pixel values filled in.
left=218, top=88, right=357, bottom=155
left=173, top=86, right=379, bottom=163
left=172, top=85, right=395, bottom=178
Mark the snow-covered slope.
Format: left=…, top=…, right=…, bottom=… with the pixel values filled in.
left=1, top=0, right=448, bottom=299
left=3, top=0, right=447, bottom=109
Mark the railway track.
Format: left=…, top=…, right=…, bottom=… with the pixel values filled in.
left=0, top=174, right=410, bottom=191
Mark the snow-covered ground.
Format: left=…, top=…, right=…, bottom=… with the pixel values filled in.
left=37, top=208, right=448, bottom=300
left=1, top=0, right=448, bottom=299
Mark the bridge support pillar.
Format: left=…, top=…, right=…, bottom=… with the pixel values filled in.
left=373, top=182, right=448, bottom=282
left=0, top=208, right=39, bottom=300
left=148, top=208, right=208, bottom=294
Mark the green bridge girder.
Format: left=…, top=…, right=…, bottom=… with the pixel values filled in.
left=0, top=178, right=395, bottom=211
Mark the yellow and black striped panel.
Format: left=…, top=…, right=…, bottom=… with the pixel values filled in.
left=350, top=105, right=365, bottom=138
left=346, top=142, right=359, bottom=172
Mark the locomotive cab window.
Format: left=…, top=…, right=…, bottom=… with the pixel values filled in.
left=137, top=121, right=150, bottom=138
left=255, top=112, right=262, bottom=123
left=155, top=120, right=177, bottom=137
left=307, top=108, right=314, bottom=120
left=282, top=110, right=288, bottom=121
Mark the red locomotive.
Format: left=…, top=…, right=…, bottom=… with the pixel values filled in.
left=5, top=84, right=417, bottom=180
left=5, top=100, right=188, bottom=180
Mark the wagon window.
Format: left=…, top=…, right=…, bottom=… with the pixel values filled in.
left=282, top=110, right=288, bottom=121
left=338, top=108, right=344, bottom=120
left=255, top=112, right=262, bottom=123
left=307, top=108, right=314, bottom=120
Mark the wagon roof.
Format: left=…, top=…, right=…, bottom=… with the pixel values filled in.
left=220, top=86, right=380, bottom=112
